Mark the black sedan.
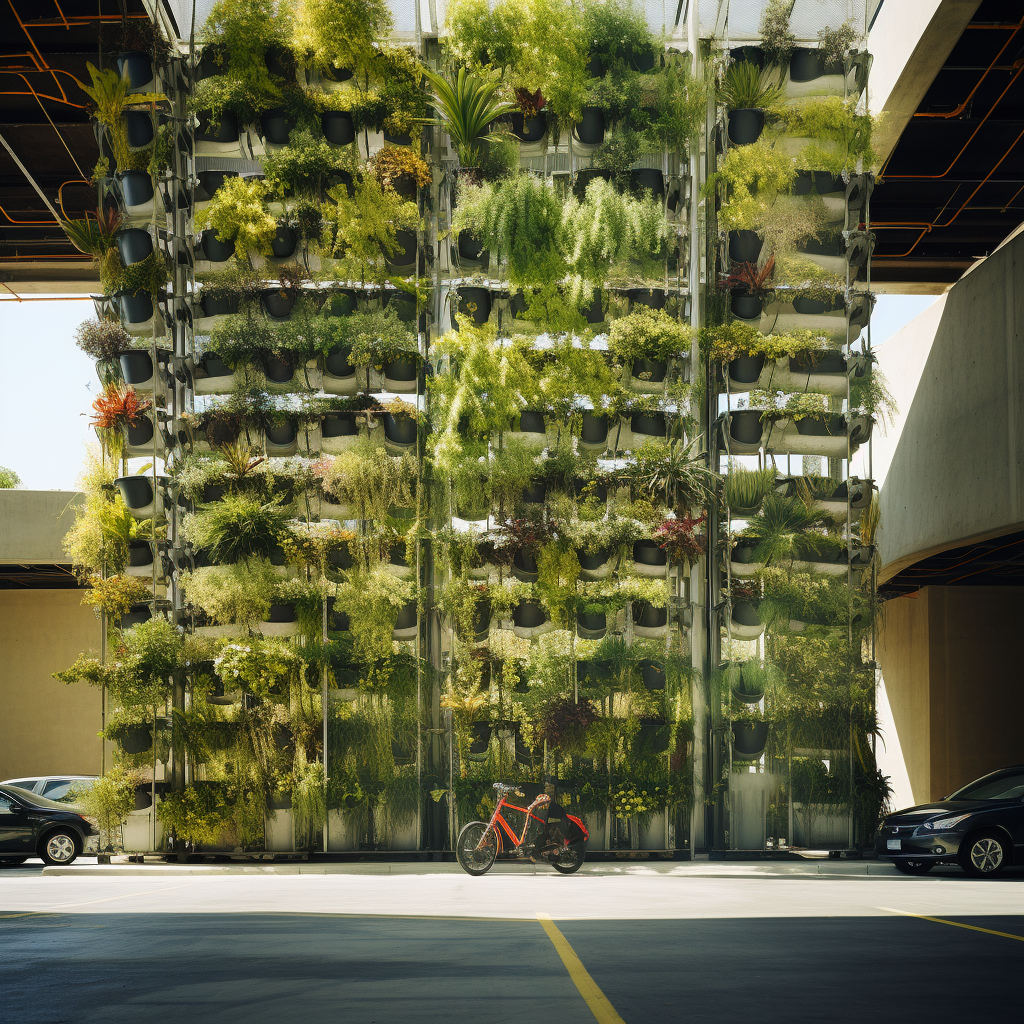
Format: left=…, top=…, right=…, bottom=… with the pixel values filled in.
left=0, top=783, right=96, bottom=866
left=877, top=766, right=1024, bottom=877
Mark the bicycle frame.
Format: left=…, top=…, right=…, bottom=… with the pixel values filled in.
left=483, top=791, right=551, bottom=854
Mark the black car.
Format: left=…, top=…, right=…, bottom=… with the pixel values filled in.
left=877, top=766, right=1024, bottom=877
left=0, top=783, right=96, bottom=866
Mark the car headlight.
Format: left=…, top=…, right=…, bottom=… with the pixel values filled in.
left=924, top=814, right=970, bottom=831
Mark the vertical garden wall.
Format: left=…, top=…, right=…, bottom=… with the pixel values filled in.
left=56, top=0, right=888, bottom=857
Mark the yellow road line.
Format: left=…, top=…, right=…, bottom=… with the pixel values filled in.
left=878, top=907, right=1024, bottom=943
left=537, top=913, right=626, bottom=1024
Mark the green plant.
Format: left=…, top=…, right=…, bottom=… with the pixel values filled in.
left=316, top=443, right=417, bottom=522
left=608, top=307, right=692, bottom=364
left=77, top=63, right=165, bottom=170
left=818, top=22, right=858, bottom=67
left=651, top=58, right=709, bottom=151
left=370, top=144, right=432, bottom=192
left=704, top=139, right=796, bottom=234
left=593, top=127, right=643, bottom=189
left=79, top=765, right=144, bottom=849
left=188, top=494, right=290, bottom=563
left=850, top=361, right=897, bottom=429
left=759, top=0, right=796, bottom=68
left=782, top=97, right=876, bottom=173
left=724, top=466, right=776, bottom=512
left=421, top=67, right=517, bottom=168
left=699, top=321, right=831, bottom=363
left=300, top=0, right=392, bottom=75
left=0, top=466, right=21, bottom=488
left=158, top=785, right=224, bottom=848
left=335, top=566, right=416, bottom=668
left=584, top=0, right=652, bottom=72
left=62, top=208, right=123, bottom=292
left=214, top=637, right=304, bottom=698
left=180, top=559, right=279, bottom=626
left=292, top=756, right=326, bottom=848
left=742, top=493, right=834, bottom=566
left=721, top=61, right=784, bottom=111
left=83, top=573, right=151, bottom=619
left=196, top=176, right=278, bottom=262
left=75, top=317, right=132, bottom=361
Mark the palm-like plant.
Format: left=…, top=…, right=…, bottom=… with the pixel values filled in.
left=743, top=492, right=834, bottom=566
left=640, top=435, right=715, bottom=514
left=421, top=67, right=516, bottom=168
left=62, top=207, right=122, bottom=256
left=721, top=61, right=784, bottom=112
left=77, top=63, right=165, bottom=167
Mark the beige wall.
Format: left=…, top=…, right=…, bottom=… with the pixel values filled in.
left=878, top=586, right=1024, bottom=804
left=0, top=590, right=104, bottom=781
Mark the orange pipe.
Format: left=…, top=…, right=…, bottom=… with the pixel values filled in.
left=914, top=15, right=1024, bottom=119
left=880, top=60, right=1024, bottom=180
left=51, top=0, right=69, bottom=30
left=0, top=203, right=54, bottom=224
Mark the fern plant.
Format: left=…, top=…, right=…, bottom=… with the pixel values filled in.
left=77, top=63, right=165, bottom=169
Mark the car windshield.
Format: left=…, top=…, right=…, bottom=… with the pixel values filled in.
left=0, top=785, right=83, bottom=811
left=948, top=769, right=1024, bottom=801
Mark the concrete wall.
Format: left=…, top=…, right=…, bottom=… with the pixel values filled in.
left=0, top=591, right=104, bottom=781
left=876, top=229, right=1024, bottom=581
left=878, top=586, right=1024, bottom=805
left=0, top=490, right=82, bottom=564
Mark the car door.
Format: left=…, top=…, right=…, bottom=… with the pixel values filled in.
left=0, top=793, right=36, bottom=852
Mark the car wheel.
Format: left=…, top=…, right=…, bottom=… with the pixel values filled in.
left=960, top=831, right=1009, bottom=878
left=0, top=856, right=29, bottom=867
left=39, top=829, right=79, bottom=866
left=893, top=859, right=934, bottom=875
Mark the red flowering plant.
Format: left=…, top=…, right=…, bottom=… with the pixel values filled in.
left=537, top=695, right=598, bottom=752
left=653, top=513, right=707, bottom=567
left=90, top=381, right=151, bottom=431
left=513, top=88, right=545, bottom=118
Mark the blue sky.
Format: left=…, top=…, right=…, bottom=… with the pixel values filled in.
left=0, top=292, right=939, bottom=491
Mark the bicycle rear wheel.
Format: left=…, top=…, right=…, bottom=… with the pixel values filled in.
left=457, top=821, right=498, bottom=876
left=552, top=843, right=585, bottom=874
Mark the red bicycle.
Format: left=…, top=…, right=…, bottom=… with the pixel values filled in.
left=456, top=782, right=589, bottom=876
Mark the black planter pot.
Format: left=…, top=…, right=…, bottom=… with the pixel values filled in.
left=731, top=538, right=760, bottom=567
left=199, top=292, right=239, bottom=318
left=128, top=539, right=153, bottom=568
left=731, top=46, right=764, bottom=68
left=729, top=353, right=766, bottom=385
left=206, top=675, right=236, bottom=706
left=263, top=352, right=294, bottom=383
left=789, top=47, right=827, bottom=83
left=733, top=720, right=770, bottom=759
left=631, top=357, right=667, bottom=384
left=270, top=224, right=297, bottom=258
left=196, top=110, right=240, bottom=144
left=513, top=600, right=548, bottom=629
left=202, top=482, right=226, bottom=503
left=264, top=44, right=293, bottom=78
left=628, top=288, right=665, bottom=310
left=733, top=670, right=766, bottom=704
left=511, top=111, right=547, bottom=142
left=266, top=543, right=286, bottom=568
left=727, top=108, right=765, bottom=146
left=457, top=232, right=488, bottom=264
left=641, top=660, right=665, bottom=691
left=636, top=719, right=670, bottom=753
left=469, top=721, right=491, bottom=755
left=576, top=106, right=605, bottom=145
left=204, top=417, right=240, bottom=447
left=384, top=291, right=419, bottom=326
left=798, top=232, right=845, bottom=258
left=521, top=480, right=546, bottom=504
left=383, top=357, right=418, bottom=382
left=630, top=412, right=666, bottom=438
left=731, top=601, right=762, bottom=628
left=324, top=345, right=355, bottom=378
left=266, top=419, right=297, bottom=446
left=119, top=351, right=154, bottom=384
left=472, top=600, right=492, bottom=640
left=329, top=607, right=351, bottom=631
left=518, top=410, right=545, bottom=435
left=324, top=290, right=357, bottom=317
left=582, top=412, right=608, bottom=443
left=729, top=410, right=765, bottom=445
left=195, top=46, right=224, bottom=81
left=793, top=171, right=845, bottom=197
left=126, top=417, right=154, bottom=447
left=629, top=168, right=665, bottom=201
left=394, top=601, right=418, bottom=632
left=632, top=601, right=667, bottom=629
left=789, top=352, right=847, bottom=374
left=571, top=479, right=607, bottom=503
left=197, top=170, right=237, bottom=200
left=582, top=288, right=604, bottom=324
left=119, top=171, right=153, bottom=209
left=267, top=603, right=297, bottom=623
left=117, top=51, right=154, bottom=91
left=119, top=290, right=154, bottom=325
left=120, top=604, right=152, bottom=630
left=729, top=230, right=763, bottom=264
left=262, top=288, right=296, bottom=320
left=198, top=353, right=232, bottom=379
left=260, top=107, right=293, bottom=145
left=383, top=128, right=412, bottom=146
left=573, top=168, right=611, bottom=200
left=322, top=412, right=358, bottom=438
left=389, top=172, right=418, bottom=201
left=792, top=294, right=844, bottom=316
left=457, top=287, right=491, bottom=325
left=200, top=229, right=234, bottom=263
left=633, top=539, right=667, bottom=567
left=731, top=290, right=762, bottom=322
left=120, top=723, right=153, bottom=755
left=796, top=414, right=846, bottom=436
left=329, top=544, right=353, bottom=570
left=577, top=611, right=606, bottom=638
left=321, top=64, right=353, bottom=84
left=383, top=413, right=418, bottom=446
left=124, top=111, right=154, bottom=149
left=321, top=110, right=355, bottom=146
left=386, top=229, right=417, bottom=268
left=513, top=549, right=538, bottom=580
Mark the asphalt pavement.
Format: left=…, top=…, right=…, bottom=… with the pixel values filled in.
left=3, top=862, right=1022, bottom=1023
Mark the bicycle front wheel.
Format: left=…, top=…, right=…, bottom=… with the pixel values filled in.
left=457, top=821, right=498, bottom=876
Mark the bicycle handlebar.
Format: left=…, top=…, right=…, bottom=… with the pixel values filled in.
left=493, top=782, right=524, bottom=797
